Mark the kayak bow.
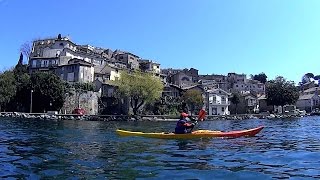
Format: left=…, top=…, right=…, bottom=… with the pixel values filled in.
left=116, top=126, right=264, bottom=139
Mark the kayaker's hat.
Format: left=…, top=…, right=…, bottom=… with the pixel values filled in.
left=181, top=112, right=189, bottom=117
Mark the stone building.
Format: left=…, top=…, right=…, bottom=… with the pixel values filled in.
left=113, top=50, right=140, bottom=70
left=232, top=79, right=265, bottom=94
left=198, top=74, right=229, bottom=91
left=56, top=58, right=94, bottom=83
left=170, top=71, right=195, bottom=88
left=28, top=34, right=162, bottom=115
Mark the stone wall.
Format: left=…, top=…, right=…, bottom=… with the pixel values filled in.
left=61, top=91, right=100, bottom=115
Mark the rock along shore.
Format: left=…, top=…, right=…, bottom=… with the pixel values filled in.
left=0, top=112, right=307, bottom=121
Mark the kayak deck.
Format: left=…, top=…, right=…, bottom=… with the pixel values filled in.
left=116, top=126, right=264, bottom=139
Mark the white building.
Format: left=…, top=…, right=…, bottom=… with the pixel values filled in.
left=206, top=88, right=231, bottom=115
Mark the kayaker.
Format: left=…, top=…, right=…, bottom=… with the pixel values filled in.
left=175, top=112, right=196, bottom=134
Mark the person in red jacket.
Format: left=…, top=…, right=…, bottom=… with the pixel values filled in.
left=175, top=112, right=196, bottom=134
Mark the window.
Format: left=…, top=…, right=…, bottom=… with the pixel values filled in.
left=32, top=60, right=37, bottom=67
left=42, top=60, right=48, bottom=67
left=221, top=107, right=225, bottom=112
left=67, top=72, right=74, bottom=82
left=212, top=96, right=216, bottom=103
left=181, top=77, right=190, bottom=81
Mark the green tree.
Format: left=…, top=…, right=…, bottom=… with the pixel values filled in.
left=301, top=73, right=315, bottom=84
left=0, top=71, right=16, bottom=111
left=115, top=70, right=164, bottom=115
left=230, top=92, right=240, bottom=114
left=305, top=73, right=314, bottom=79
left=181, top=89, right=204, bottom=115
left=266, top=76, right=299, bottom=112
left=10, top=54, right=30, bottom=112
left=314, top=75, right=320, bottom=80
left=30, top=72, right=66, bottom=112
left=253, top=73, right=268, bottom=84
left=9, top=73, right=31, bottom=112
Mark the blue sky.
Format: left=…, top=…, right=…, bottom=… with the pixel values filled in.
left=0, top=0, right=319, bottom=83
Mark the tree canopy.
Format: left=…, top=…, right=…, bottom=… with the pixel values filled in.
left=253, top=73, right=267, bottom=84
left=0, top=71, right=16, bottom=111
left=181, top=89, right=204, bottom=115
left=115, top=70, right=164, bottom=115
left=301, top=73, right=315, bottom=84
left=30, top=72, right=66, bottom=112
left=305, top=73, right=314, bottom=79
left=314, top=75, right=320, bottom=80
left=230, top=92, right=241, bottom=114
left=266, top=76, right=299, bottom=107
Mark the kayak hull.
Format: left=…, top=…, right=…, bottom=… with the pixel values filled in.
left=116, top=126, right=264, bottom=139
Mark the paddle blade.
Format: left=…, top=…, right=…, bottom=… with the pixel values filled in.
left=198, top=109, right=206, bottom=121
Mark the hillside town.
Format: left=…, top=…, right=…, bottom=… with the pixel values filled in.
left=25, top=34, right=319, bottom=116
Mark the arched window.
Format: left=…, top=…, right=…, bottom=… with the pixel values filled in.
left=181, top=77, right=190, bottom=81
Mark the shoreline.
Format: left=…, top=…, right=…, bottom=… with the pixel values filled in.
left=0, top=112, right=308, bottom=121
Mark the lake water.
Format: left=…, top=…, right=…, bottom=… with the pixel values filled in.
left=0, top=117, right=320, bottom=179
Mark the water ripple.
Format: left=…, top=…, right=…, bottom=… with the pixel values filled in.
left=1, top=117, right=320, bottom=179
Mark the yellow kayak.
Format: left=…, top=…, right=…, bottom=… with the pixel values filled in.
left=116, top=126, right=264, bottom=139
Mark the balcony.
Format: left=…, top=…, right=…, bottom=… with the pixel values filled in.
left=209, top=101, right=230, bottom=106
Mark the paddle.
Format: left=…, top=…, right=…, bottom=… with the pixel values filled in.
left=189, top=109, right=206, bottom=122
left=188, top=109, right=206, bottom=132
